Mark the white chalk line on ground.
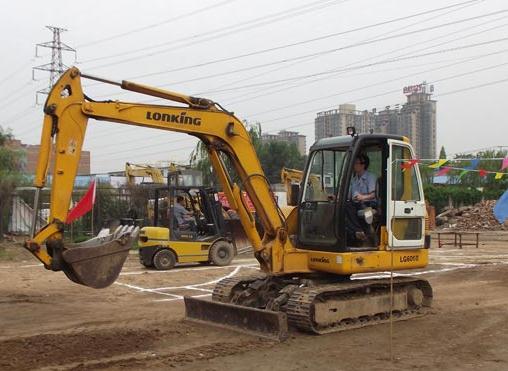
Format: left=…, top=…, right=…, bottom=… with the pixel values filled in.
left=117, top=261, right=508, bottom=303
left=115, top=264, right=256, bottom=302
left=119, top=259, right=258, bottom=276
left=151, top=264, right=258, bottom=290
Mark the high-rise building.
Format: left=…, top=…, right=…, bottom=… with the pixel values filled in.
left=314, top=104, right=374, bottom=138
left=314, top=83, right=436, bottom=158
left=399, top=89, right=436, bottom=159
left=261, top=130, right=307, bottom=156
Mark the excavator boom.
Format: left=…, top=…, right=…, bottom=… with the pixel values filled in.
left=25, top=67, right=307, bottom=291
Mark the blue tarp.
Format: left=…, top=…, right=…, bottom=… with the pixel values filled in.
left=493, top=188, right=508, bottom=224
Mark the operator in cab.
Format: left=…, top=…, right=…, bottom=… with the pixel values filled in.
left=174, top=195, right=196, bottom=230
left=346, top=153, right=377, bottom=243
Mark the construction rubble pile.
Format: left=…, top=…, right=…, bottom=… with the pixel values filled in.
left=436, top=200, right=506, bottom=231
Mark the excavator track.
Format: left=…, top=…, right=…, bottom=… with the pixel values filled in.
left=212, top=273, right=267, bottom=302
left=188, top=274, right=432, bottom=340
left=286, top=277, right=432, bottom=334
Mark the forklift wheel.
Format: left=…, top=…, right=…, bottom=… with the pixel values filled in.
left=209, top=241, right=235, bottom=266
left=153, top=249, right=176, bottom=270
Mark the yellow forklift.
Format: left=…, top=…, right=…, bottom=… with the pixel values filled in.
left=138, top=185, right=237, bottom=270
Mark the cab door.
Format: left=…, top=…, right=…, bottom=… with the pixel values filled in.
left=386, top=140, right=425, bottom=249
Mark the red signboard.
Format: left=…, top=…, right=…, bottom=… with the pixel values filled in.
left=217, top=192, right=255, bottom=212
left=403, top=83, right=425, bottom=95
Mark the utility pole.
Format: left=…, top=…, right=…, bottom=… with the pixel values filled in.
left=32, top=26, right=76, bottom=105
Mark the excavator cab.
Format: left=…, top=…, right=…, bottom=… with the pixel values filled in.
left=297, top=132, right=426, bottom=254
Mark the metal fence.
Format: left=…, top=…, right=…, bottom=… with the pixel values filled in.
left=7, top=185, right=155, bottom=241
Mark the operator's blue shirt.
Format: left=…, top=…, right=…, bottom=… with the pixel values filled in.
left=174, top=202, right=189, bottom=225
left=350, top=170, right=377, bottom=199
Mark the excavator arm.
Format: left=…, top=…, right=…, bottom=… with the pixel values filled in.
left=25, top=67, right=309, bottom=289
left=125, top=163, right=165, bottom=185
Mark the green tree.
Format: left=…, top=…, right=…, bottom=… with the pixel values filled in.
left=439, top=146, right=446, bottom=159
left=0, top=127, right=26, bottom=238
left=190, top=121, right=306, bottom=186
left=258, top=140, right=306, bottom=183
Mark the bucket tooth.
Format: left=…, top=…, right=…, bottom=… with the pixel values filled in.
left=184, top=296, right=288, bottom=341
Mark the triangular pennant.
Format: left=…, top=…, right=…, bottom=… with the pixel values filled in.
left=458, top=170, right=469, bottom=179
left=400, top=159, right=420, bottom=170
left=495, top=172, right=504, bottom=180
left=465, top=158, right=480, bottom=170
left=478, top=169, right=488, bottom=177
left=66, top=179, right=97, bottom=224
left=501, top=157, right=508, bottom=171
left=428, top=159, right=448, bottom=169
left=436, top=166, right=451, bottom=176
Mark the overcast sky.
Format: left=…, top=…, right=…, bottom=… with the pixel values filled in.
left=1, top=0, right=507, bottom=173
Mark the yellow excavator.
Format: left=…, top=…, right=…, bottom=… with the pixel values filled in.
left=25, top=67, right=432, bottom=340
left=125, top=162, right=165, bottom=185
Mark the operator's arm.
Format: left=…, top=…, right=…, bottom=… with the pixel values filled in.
left=352, top=172, right=376, bottom=202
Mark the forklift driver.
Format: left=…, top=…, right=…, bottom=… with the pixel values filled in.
left=174, top=195, right=196, bottom=231
left=345, top=153, right=377, bottom=243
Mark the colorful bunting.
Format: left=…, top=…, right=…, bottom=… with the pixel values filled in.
left=428, top=159, right=448, bottom=169
left=410, top=157, right=507, bottom=180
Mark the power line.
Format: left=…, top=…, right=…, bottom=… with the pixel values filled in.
left=0, top=81, right=33, bottom=103
left=76, top=0, right=240, bottom=48
left=256, top=60, right=508, bottom=127
left=248, top=76, right=508, bottom=136
left=240, top=49, right=508, bottom=118
left=187, top=36, right=508, bottom=95
left=81, top=0, right=349, bottom=68
left=76, top=42, right=508, bottom=148
left=193, top=1, right=482, bottom=98
left=19, top=77, right=508, bottom=166
left=20, top=36, right=506, bottom=148
left=90, top=9, right=508, bottom=101
left=438, top=77, right=508, bottom=97
left=215, top=12, right=508, bottom=104
left=223, top=18, right=508, bottom=107
left=85, top=0, right=484, bottom=80
left=0, top=60, right=34, bottom=88
left=33, top=73, right=508, bottom=172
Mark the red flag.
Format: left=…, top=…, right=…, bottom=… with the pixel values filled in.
left=478, top=169, right=488, bottom=177
left=66, top=179, right=96, bottom=224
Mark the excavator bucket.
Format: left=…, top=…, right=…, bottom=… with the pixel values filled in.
left=61, top=225, right=139, bottom=289
left=226, top=219, right=252, bottom=252
left=184, top=296, right=289, bottom=341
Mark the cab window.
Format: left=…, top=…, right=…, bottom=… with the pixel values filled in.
left=299, top=149, right=347, bottom=247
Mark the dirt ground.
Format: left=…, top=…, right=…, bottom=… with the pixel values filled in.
left=1, top=236, right=508, bottom=371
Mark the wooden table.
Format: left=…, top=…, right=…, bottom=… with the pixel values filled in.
left=437, top=231, right=479, bottom=249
